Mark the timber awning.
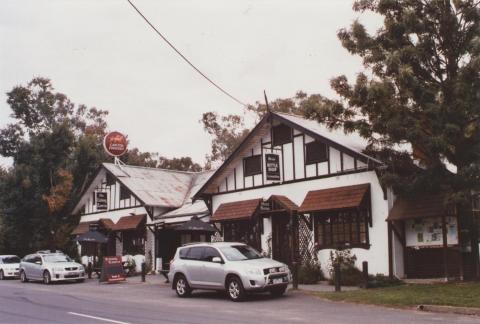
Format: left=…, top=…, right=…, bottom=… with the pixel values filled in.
left=72, top=222, right=94, bottom=235
left=270, top=195, right=299, bottom=211
left=114, top=214, right=146, bottom=231
left=387, top=194, right=448, bottom=221
left=299, top=184, right=370, bottom=213
left=211, top=198, right=261, bottom=222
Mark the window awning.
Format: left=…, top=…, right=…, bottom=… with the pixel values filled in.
left=72, top=222, right=94, bottom=235
left=299, top=184, right=370, bottom=213
left=387, top=194, right=447, bottom=221
left=98, top=218, right=115, bottom=230
left=114, top=214, right=146, bottom=231
left=211, top=198, right=261, bottom=222
left=270, top=195, right=299, bottom=211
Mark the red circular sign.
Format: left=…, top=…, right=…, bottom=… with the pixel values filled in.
left=103, top=131, right=128, bottom=157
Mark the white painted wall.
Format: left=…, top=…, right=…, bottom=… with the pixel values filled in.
left=212, top=170, right=391, bottom=276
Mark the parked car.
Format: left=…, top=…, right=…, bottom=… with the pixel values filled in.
left=0, top=255, right=21, bottom=280
left=168, top=242, right=291, bottom=301
left=19, top=251, right=85, bottom=284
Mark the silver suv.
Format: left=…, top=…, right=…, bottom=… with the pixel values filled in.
left=168, top=242, right=291, bottom=301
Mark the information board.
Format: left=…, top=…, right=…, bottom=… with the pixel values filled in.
left=96, top=192, right=108, bottom=211
left=99, top=256, right=126, bottom=283
left=265, top=154, right=280, bottom=181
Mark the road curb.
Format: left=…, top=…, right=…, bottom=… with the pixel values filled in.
left=417, top=304, right=480, bottom=316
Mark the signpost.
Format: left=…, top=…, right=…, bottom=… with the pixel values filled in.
left=265, top=153, right=280, bottom=181
left=103, top=131, right=128, bottom=157
left=99, top=256, right=126, bottom=283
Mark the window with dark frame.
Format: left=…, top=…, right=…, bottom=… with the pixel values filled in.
left=315, top=209, right=369, bottom=249
left=120, top=185, right=131, bottom=200
left=305, top=140, right=328, bottom=164
left=272, top=124, right=292, bottom=146
left=244, top=155, right=262, bottom=177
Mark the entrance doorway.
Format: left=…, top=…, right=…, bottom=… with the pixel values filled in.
left=271, top=212, right=291, bottom=265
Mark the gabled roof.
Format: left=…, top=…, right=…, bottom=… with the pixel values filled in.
left=194, top=111, right=383, bottom=198
left=72, top=163, right=214, bottom=214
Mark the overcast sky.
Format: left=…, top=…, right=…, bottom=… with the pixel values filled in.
left=0, top=0, right=382, bottom=168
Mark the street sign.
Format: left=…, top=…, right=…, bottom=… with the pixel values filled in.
left=100, top=256, right=126, bottom=283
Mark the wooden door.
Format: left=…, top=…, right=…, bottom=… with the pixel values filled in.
left=272, top=212, right=291, bottom=265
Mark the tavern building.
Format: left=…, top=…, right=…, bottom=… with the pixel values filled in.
left=193, top=111, right=475, bottom=279
left=71, top=163, right=214, bottom=270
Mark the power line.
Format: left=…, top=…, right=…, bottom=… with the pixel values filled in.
left=126, top=0, right=247, bottom=107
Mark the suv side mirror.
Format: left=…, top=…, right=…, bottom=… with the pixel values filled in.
left=212, top=257, right=222, bottom=264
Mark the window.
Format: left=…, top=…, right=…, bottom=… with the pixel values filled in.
left=203, top=247, right=222, bottom=262
left=120, top=185, right=130, bottom=200
left=272, top=124, right=292, bottom=146
left=305, top=141, right=328, bottom=164
left=106, top=173, right=116, bottom=186
left=179, top=248, right=189, bottom=259
left=244, top=155, right=262, bottom=177
left=186, top=247, right=204, bottom=260
left=315, top=209, right=369, bottom=249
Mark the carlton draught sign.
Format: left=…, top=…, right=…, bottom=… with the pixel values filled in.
left=103, top=131, right=128, bottom=157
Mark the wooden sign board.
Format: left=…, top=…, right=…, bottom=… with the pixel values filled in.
left=265, top=154, right=280, bottom=181
left=96, top=192, right=108, bottom=211
left=99, top=256, right=126, bottom=283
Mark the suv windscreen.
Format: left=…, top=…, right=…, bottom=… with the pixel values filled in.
left=219, top=245, right=263, bottom=261
left=43, top=255, right=72, bottom=263
left=3, top=256, right=20, bottom=264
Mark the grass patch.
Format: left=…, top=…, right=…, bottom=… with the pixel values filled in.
left=309, top=282, right=480, bottom=309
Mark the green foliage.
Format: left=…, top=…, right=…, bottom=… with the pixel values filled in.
left=0, top=77, right=204, bottom=257
left=297, top=263, right=324, bottom=284
left=368, top=273, right=403, bottom=288
left=300, top=0, right=480, bottom=201
left=312, top=282, right=480, bottom=309
left=328, top=250, right=363, bottom=286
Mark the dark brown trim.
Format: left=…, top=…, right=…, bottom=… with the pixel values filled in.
left=340, top=152, right=344, bottom=172
left=291, top=127, right=296, bottom=180
left=302, top=134, right=306, bottom=178
left=210, top=168, right=372, bottom=197
left=80, top=205, right=144, bottom=217
left=233, top=168, right=237, bottom=190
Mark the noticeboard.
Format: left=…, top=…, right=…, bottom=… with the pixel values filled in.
left=265, top=153, right=280, bottom=181
left=96, top=192, right=108, bottom=211
left=99, top=256, right=126, bottom=283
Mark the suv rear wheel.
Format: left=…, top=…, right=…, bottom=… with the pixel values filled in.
left=174, top=274, right=191, bottom=297
left=226, top=276, right=245, bottom=302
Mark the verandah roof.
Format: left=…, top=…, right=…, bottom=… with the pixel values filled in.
left=387, top=194, right=448, bottom=221
left=211, top=199, right=262, bottom=222
left=299, top=184, right=370, bottom=213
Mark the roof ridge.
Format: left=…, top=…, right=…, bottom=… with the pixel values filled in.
left=103, top=162, right=210, bottom=175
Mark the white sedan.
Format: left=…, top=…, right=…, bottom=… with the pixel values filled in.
left=0, top=255, right=21, bottom=279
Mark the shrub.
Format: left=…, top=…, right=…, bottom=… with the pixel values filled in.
left=368, top=273, right=403, bottom=288
left=327, top=249, right=363, bottom=286
left=329, top=265, right=364, bottom=286
left=297, top=263, right=323, bottom=284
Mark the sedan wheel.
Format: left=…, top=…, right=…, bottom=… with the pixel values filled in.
left=43, top=271, right=51, bottom=285
left=227, top=277, right=245, bottom=302
left=20, top=271, right=28, bottom=283
left=0, top=270, right=4, bottom=280
left=175, top=275, right=191, bottom=297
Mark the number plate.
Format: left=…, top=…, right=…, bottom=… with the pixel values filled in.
left=273, top=278, right=283, bottom=284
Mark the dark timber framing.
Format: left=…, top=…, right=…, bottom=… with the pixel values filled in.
left=194, top=111, right=383, bottom=200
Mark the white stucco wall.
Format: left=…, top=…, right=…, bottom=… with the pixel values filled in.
left=212, top=170, right=391, bottom=276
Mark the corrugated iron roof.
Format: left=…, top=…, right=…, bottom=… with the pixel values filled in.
left=103, top=163, right=213, bottom=208
left=299, top=184, right=370, bottom=213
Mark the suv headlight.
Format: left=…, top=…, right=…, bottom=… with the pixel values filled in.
left=78, top=265, right=84, bottom=271
left=246, top=268, right=262, bottom=276
left=279, top=266, right=288, bottom=273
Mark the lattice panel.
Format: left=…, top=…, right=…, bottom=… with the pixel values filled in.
left=298, top=214, right=316, bottom=266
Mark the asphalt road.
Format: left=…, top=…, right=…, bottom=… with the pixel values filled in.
left=0, top=277, right=478, bottom=324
